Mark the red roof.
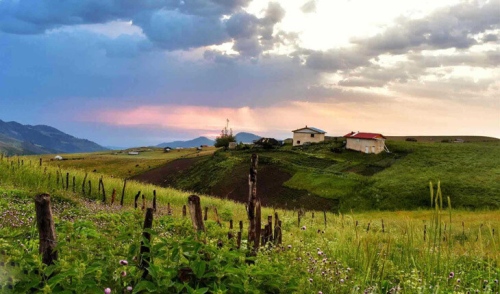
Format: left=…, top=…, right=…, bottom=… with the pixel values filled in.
left=343, top=132, right=385, bottom=140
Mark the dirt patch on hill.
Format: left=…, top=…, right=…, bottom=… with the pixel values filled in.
left=130, top=157, right=204, bottom=186
left=132, top=158, right=339, bottom=211
left=211, top=163, right=338, bottom=211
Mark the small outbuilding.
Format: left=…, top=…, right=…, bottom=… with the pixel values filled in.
left=254, top=137, right=281, bottom=149
left=292, top=126, right=326, bottom=146
left=344, top=132, right=387, bottom=154
left=54, top=155, right=63, bottom=160
left=128, top=151, right=139, bottom=155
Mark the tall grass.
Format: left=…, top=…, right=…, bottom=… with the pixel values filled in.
left=0, top=155, right=499, bottom=293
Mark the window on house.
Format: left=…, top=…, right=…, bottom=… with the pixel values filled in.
left=310, top=134, right=315, bottom=138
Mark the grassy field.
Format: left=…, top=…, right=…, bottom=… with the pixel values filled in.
left=39, top=147, right=216, bottom=179
left=151, top=139, right=500, bottom=211
left=0, top=156, right=499, bottom=293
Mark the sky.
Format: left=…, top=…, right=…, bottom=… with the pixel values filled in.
left=0, top=0, right=499, bottom=147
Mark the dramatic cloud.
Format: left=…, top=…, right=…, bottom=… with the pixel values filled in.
left=300, top=0, right=316, bottom=14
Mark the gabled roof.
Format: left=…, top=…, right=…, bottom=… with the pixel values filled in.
left=292, top=126, right=326, bottom=134
left=343, top=132, right=385, bottom=140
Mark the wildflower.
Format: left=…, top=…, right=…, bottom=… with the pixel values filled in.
left=318, top=292, right=323, bottom=294
left=309, top=278, right=313, bottom=283
left=126, top=286, right=133, bottom=291
left=456, top=279, right=461, bottom=283
left=448, top=272, right=455, bottom=279
left=104, top=288, right=111, bottom=294
left=340, top=279, right=345, bottom=283
left=287, top=245, right=292, bottom=249
left=301, top=226, right=307, bottom=230
left=121, top=271, right=127, bottom=277
left=317, top=251, right=323, bottom=256
left=119, top=260, right=128, bottom=266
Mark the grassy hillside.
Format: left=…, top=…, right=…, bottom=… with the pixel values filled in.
left=155, top=139, right=500, bottom=211
left=0, top=155, right=498, bottom=293
left=40, top=147, right=216, bottom=178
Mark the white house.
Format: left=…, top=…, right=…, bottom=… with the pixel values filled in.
left=343, top=132, right=387, bottom=154
left=292, top=126, right=326, bottom=146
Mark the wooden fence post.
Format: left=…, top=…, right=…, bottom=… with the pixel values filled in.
left=65, top=173, right=69, bottom=190
left=188, top=195, right=205, bottom=232
left=120, top=179, right=127, bottom=206
left=35, top=193, right=58, bottom=266
left=72, top=176, right=76, bottom=193
left=214, top=207, right=221, bottom=227
left=141, top=194, right=145, bottom=210
left=100, top=178, right=106, bottom=203
left=111, top=188, right=116, bottom=205
left=167, top=203, right=172, bottom=215
left=134, top=191, right=141, bottom=209
left=152, top=190, right=157, bottom=213
left=82, top=172, right=88, bottom=194
left=247, top=154, right=261, bottom=252
left=88, top=180, right=92, bottom=197
left=237, top=232, right=242, bottom=249
left=140, top=208, right=154, bottom=279
left=182, top=205, right=187, bottom=217
left=39, top=158, right=42, bottom=167
left=324, top=211, right=327, bottom=228
left=204, top=207, right=208, bottom=221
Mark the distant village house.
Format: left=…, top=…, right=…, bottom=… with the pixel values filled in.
left=292, top=126, right=326, bottom=146
left=344, top=132, right=387, bottom=154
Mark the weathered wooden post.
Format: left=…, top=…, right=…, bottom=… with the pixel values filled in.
left=229, top=220, right=233, bottom=230
left=111, top=188, right=116, bottom=205
left=72, top=176, right=76, bottom=193
left=65, top=173, right=69, bottom=191
left=152, top=190, right=157, bottom=213
left=35, top=193, right=58, bottom=266
left=324, top=211, right=327, bottom=228
left=214, top=207, right=222, bottom=227
left=140, top=208, right=154, bottom=279
left=381, top=219, right=385, bottom=233
left=100, top=178, right=106, bottom=203
left=56, top=170, right=60, bottom=186
left=39, top=158, right=42, bottom=167
left=82, top=172, right=88, bottom=194
left=239, top=220, right=243, bottom=232
left=247, top=153, right=261, bottom=252
left=134, top=191, right=141, bottom=209
left=182, top=205, right=187, bottom=217
left=267, top=215, right=273, bottom=243
left=167, top=203, right=172, bottom=215
left=204, top=207, right=208, bottom=221
left=188, top=195, right=205, bottom=232
left=141, top=194, right=146, bottom=210
left=88, top=180, right=92, bottom=197
left=120, top=179, right=127, bottom=206
left=298, top=210, right=301, bottom=228
left=237, top=232, right=242, bottom=249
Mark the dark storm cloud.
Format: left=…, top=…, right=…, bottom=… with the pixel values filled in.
left=0, top=0, right=288, bottom=56
left=304, top=48, right=370, bottom=71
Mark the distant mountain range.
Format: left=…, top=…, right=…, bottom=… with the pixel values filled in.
left=0, top=119, right=107, bottom=155
left=157, top=132, right=262, bottom=148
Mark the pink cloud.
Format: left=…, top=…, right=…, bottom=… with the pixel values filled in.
left=89, top=100, right=500, bottom=138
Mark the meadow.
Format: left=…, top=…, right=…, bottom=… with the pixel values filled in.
left=159, top=139, right=500, bottom=211
left=0, top=154, right=499, bottom=293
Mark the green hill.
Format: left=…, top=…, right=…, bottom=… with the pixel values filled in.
left=148, top=138, right=500, bottom=211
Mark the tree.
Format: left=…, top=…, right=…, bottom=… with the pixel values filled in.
left=214, top=119, right=236, bottom=148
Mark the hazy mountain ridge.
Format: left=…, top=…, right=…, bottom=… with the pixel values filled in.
left=0, top=119, right=107, bottom=155
left=157, top=132, right=263, bottom=148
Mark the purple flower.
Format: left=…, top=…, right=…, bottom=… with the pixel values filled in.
left=121, top=271, right=127, bottom=277
left=126, top=286, right=133, bottom=291
left=119, top=260, right=128, bottom=266
left=318, top=292, right=323, bottom=294
left=287, top=245, right=292, bottom=249
left=309, top=278, right=313, bottom=283
left=449, top=272, right=455, bottom=279
left=301, top=226, right=307, bottom=230
left=104, top=288, right=111, bottom=294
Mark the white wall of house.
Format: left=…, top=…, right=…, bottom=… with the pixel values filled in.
left=293, top=132, right=325, bottom=146
left=346, top=138, right=385, bottom=154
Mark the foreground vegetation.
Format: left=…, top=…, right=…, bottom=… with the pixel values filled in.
left=0, top=155, right=499, bottom=293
